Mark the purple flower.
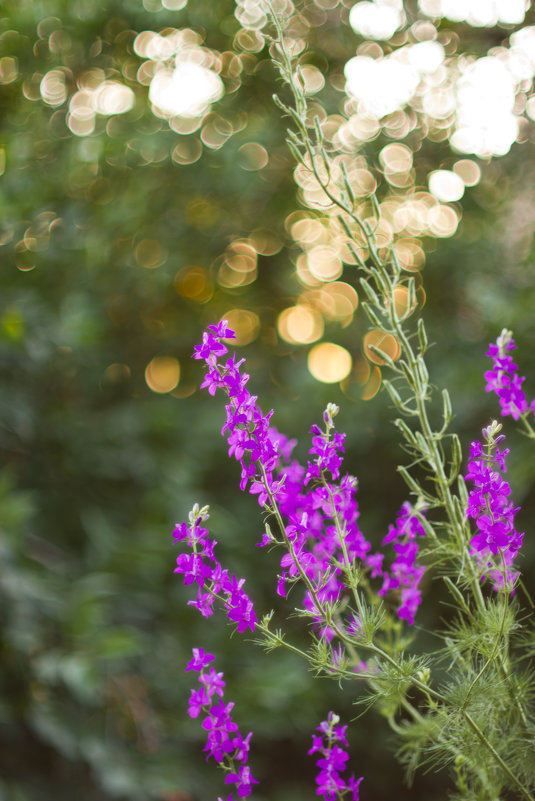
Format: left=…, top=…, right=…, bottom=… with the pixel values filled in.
left=187, top=687, right=210, bottom=719
left=485, top=329, right=535, bottom=420
left=187, top=591, right=216, bottom=618
left=187, top=651, right=258, bottom=798
left=377, top=502, right=426, bottom=625
left=174, top=552, right=212, bottom=587
left=194, top=323, right=374, bottom=632
left=225, top=765, right=259, bottom=798
left=186, top=647, right=215, bottom=672
left=309, top=712, right=363, bottom=801
left=193, top=323, right=281, bottom=506
left=174, top=507, right=256, bottom=633
left=264, top=413, right=374, bottom=637
left=464, top=423, right=523, bottom=591
left=305, top=425, right=346, bottom=483
left=200, top=668, right=226, bottom=698
left=233, top=731, right=253, bottom=763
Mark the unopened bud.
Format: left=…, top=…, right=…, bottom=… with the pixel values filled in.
left=416, top=667, right=430, bottom=685
left=323, top=403, right=340, bottom=426
left=189, top=503, right=210, bottom=524
left=482, top=420, right=502, bottom=443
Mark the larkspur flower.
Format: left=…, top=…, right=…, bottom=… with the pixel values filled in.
left=485, top=329, right=535, bottom=421
left=187, top=650, right=258, bottom=800
left=192, top=322, right=282, bottom=505
left=309, top=712, right=363, bottom=801
left=194, top=324, right=425, bottom=641
left=377, top=502, right=426, bottom=625
left=194, top=325, right=373, bottom=638
left=464, top=421, right=523, bottom=591
left=174, top=505, right=257, bottom=633
left=225, top=765, right=259, bottom=798
left=186, top=647, right=215, bottom=672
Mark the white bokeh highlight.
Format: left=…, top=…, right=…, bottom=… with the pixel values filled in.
left=428, top=170, right=465, bottom=201
left=149, top=61, right=223, bottom=118
left=349, top=0, right=404, bottom=40
left=418, top=0, right=529, bottom=26
left=345, top=42, right=445, bottom=118
left=452, top=57, right=518, bottom=157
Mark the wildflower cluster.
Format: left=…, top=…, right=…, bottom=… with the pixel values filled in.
left=194, top=325, right=369, bottom=634
left=308, top=712, right=363, bottom=801
left=186, top=649, right=258, bottom=799
left=193, top=320, right=282, bottom=506
left=174, top=504, right=257, bottom=633
left=378, top=502, right=427, bottom=625
left=193, top=324, right=428, bottom=637
left=485, top=329, right=535, bottom=421
left=266, top=406, right=374, bottom=639
left=464, top=421, right=524, bottom=590
left=179, top=316, right=534, bottom=800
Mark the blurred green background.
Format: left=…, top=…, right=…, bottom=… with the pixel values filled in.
left=1, top=1, right=535, bottom=799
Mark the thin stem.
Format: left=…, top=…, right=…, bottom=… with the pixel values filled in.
left=463, top=710, right=535, bottom=801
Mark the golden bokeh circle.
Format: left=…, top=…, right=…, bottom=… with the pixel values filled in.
left=307, top=342, right=352, bottom=383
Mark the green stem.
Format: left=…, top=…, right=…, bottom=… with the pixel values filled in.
left=463, top=710, right=535, bottom=801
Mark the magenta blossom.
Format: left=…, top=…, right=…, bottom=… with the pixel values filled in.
left=464, top=422, right=523, bottom=591
left=187, top=650, right=258, bottom=799
left=309, top=712, right=363, bottom=801
left=174, top=505, right=257, bottom=633
left=485, top=329, right=535, bottom=421
left=377, top=502, right=426, bottom=625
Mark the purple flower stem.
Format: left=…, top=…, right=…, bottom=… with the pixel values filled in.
left=485, top=329, right=535, bottom=439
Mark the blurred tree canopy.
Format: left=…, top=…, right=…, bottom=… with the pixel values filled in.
left=1, top=1, right=535, bottom=799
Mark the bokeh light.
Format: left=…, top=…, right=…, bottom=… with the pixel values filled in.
left=104, top=363, right=131, bottom=384
left=318, top=282, right=359, bottom=322
left=392, top=285, right=415, bottom=319
left=277, top=304, right=324, bottom=344
left=133, top=28, right=227, bottom=129
left=428, top=204, right=459, bottom=237
left=307, top=342, right=352, bottom=383
left=453, top=159, right=481, bottom=186
left=222, top=309, right=260, bottom=345
left=237, top=143, right=269, bottom=170
left=361, top=365, right=382, bottom=400
left=345, top=54, right=419, bottom=118
left=307, top=246, right=343, bottom=282
left=418, top=0, right=528, bottom=26
left=300, top=65, right=326, bottom=95
left=145, top=357, right=180, bottom=393
left=364, top=330, right=401, bottom=364
left=452, top=57, right=518, bottom=157
left=0, top=56, right=18, bottom=84
left=349, top=0, right=404, bottom=41
left=428, top=170, right=465, bottom=202
left=40, top=69, right=67, bottom=106
left=149, top=62, right=223, bottom=118
left=174, top=266, right=213, bottom=302
left=67, top=79, right=135, bottom=137
left=135, top=239, right=167, bottom=269
left=217, top=240, right=258, bottom=288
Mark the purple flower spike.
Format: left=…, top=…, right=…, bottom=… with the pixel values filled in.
left=194, top=324, right=374, bottom=621
left=309, top=712, right=363, bottom=801
left=485, top=329, right=535, bottom=421
left=174, top=506, right=257, bottom=633
left=464, top=422, right=523, bottom=591
left=186, top=653, right=258, bottom=799
left=192, top=324, right=283, bottom=507
left=377, top=502, right=426, bottom=625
